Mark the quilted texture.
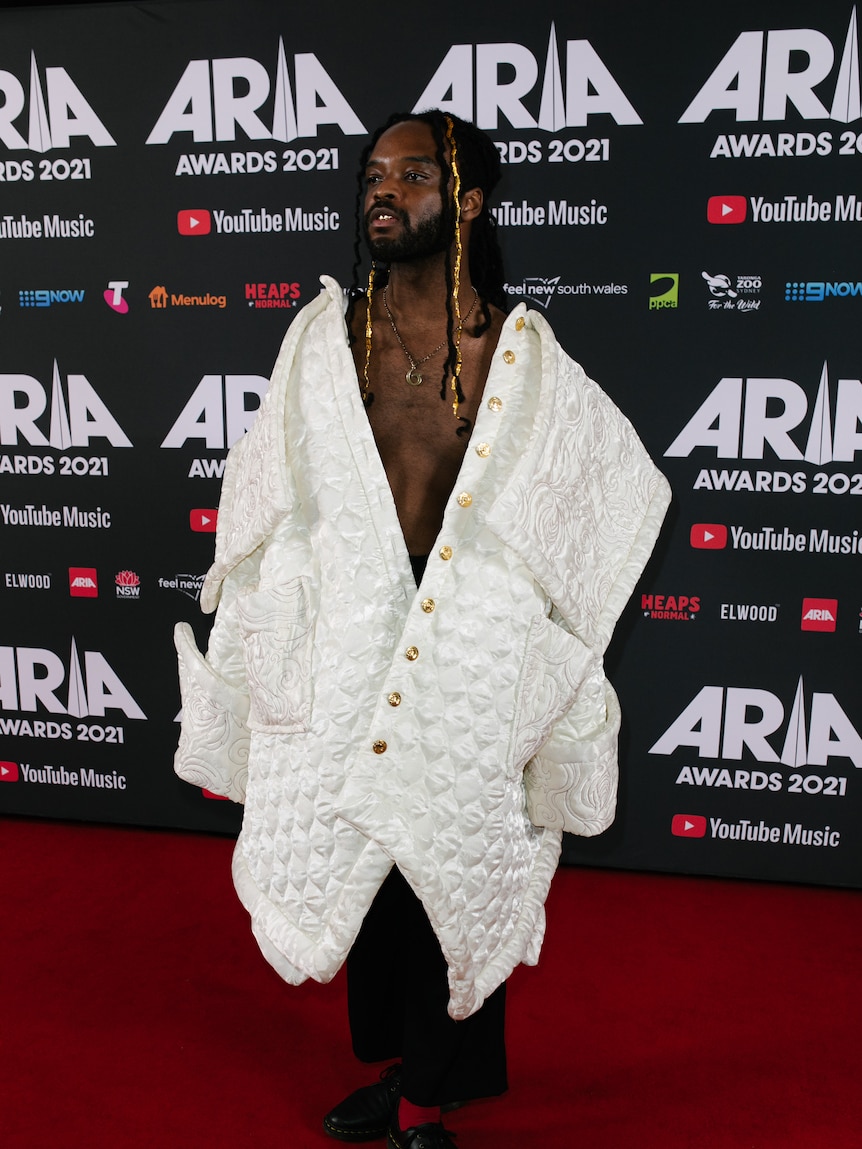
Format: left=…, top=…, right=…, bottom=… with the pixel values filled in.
left=174, top=277, right=671, bottom=1019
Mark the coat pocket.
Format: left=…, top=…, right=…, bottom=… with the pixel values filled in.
left=508, top=614, right=597, bottom=775
left=236, top=579, right=313, bottom=732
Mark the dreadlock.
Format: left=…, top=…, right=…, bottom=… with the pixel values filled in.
left=348, top=109, right=506, bottom=435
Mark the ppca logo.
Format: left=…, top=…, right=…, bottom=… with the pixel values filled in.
left=414, top=23, right=641, bottom=129
left=680, top=9, right=862, bottom=123
left=0, top=52, right=116, bottom=151
left=147, top=38, right=365, bottom=145
left=665, top=362, right=862, bottom=463
left=0, top=361, right=131, bottom=448
left=0, top=639, right=145, bottom=719
left=649, top=677, right=862, bottom=769
left=161, top=374, right=268, bottom=450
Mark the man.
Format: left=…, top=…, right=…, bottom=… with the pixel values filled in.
left=174, top=110, right=670, bottom=1149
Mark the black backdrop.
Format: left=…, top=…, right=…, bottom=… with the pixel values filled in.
left=2, top=0, right=861, bottom=888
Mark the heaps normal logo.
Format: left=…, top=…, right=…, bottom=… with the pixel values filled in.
left=146, top=39, right=365, bottom=145
left=0, top=361, right=131, bottom=448
left=641, top=593, right=700, bottom=620
left=649, top=677, right=862, bottom=769
left=0, top=52, right=116, bottom=151
left=665, top=362, right=862, bottom=463
left=679, top=10, right=862, bottom=123
left=414, top=24, right=642, bottom=129
left=0, top=639, right=145, bottom=719
left=161, top=374, right=268, bottom=450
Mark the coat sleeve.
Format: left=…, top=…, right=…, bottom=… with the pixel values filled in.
left=173, top=436, right=259, bottom=804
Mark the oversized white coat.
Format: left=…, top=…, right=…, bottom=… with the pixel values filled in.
left=174, top=277, right=671, bottom=1019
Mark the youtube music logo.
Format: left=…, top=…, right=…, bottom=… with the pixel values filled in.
left=690, top=523, right=727, bottom=549
left=1, top=761, right=19, bottom=783
left=190, top=509, right=218, bottom=532
left=178, top=209, right=211, bottom=236
left=707, top=195, right=747, bottom=224
left=672, top=814, right=707, bottom=838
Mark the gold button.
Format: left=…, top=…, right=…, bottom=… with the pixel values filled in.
left=387, top=692, right=401, bottom=707
left=487, top=396, right=503, bottom=412
left=515, top=316, right=525, bottom=331
left=502, top=350, right=515, bottom=364
left=475, top=442, right=490, bottom=458
left=421, top=598, right=435, bottom=613
left=405, top=646, right=419, bottom=661
left=439, top=545, right=453, bottom=561
left=372, top=740, right=387, bottom=754
left=456, top=492, right=472, bottom=507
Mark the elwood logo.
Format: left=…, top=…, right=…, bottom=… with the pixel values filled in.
left=0, top=761, right=19, bottom=782
left=103, top=281, right=129, bottom=314
left=147, top=39, right=366, bottom=145
left=665, top=362, right=862, bottom=464
left=707, top=195, right=747, bottom=223
left=649, top=274, right=678, bottom=310
left=0, top=639, right=145, bottom=718
left=0, top=361, right=132, bottom=448
left=801, top=598, right=837, bottom=632
left=161, top=374, right=268, bottom=450
left=69, top=567, right=97, bottom=598
left=0, top=52, right=116, bottom=151
left=177, top=209, right=211, bottom=236
left=650, top=677, right=862, bottom=769
left=415, top=24, right=641, bottom=129
left=671, top=814, right=706, bottom=838
left=679, top=10, right=862, bottom=123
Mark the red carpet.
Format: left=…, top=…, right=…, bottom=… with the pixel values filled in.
left=2, top=815, right=860, bottom=1148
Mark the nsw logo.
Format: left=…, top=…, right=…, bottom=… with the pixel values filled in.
left=177, top=209, right=211, bottom=236
left=708, top=195, right=747, bottom=224
left=671, top=814, right=707, bottom=838
left=801, top=597, right=838, bottom=632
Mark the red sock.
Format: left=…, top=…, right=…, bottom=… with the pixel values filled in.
left=398, top=1098, right=441, bottom=1129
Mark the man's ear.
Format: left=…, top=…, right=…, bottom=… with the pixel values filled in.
left=460, top=186, right=484, bottom=222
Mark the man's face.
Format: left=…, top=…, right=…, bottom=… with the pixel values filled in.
left=362, top=120, right=451, bottom=263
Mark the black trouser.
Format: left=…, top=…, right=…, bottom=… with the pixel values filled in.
left=346, top=866, right=508, bottom=1107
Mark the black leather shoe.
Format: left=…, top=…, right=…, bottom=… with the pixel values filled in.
left=386, top=1119, right=457, bottom=1149
left=323, top=1064, right=401, bottom=1142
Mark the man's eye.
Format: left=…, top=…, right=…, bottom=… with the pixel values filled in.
left=366, top=174, right=381, bottom=184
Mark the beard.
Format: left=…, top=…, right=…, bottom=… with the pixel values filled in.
left=364, top=204, right=450, bottom=264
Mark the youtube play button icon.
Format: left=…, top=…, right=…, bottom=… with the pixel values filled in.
left=177, top=208, right=212, bottom=236
left=672, top=814, right=707, bottom=838
left=707, top=195, right=747, bottom=224
left=690, top=523, right=728, bottom=549
left=190, top=509, right=218, bottom=532
left=1, top=762, right=20, bottom=783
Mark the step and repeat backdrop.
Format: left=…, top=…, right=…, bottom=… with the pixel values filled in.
left=2, top=0, right=861, bottom=887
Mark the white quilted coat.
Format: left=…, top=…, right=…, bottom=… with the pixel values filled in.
left=174, top=277, right=670, bottom=1019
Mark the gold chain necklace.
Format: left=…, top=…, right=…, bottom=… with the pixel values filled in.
left=382, top=285, right=478, bottom=387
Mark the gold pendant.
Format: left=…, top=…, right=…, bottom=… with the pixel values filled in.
left=405, top=368, right=423, bottom=387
